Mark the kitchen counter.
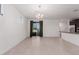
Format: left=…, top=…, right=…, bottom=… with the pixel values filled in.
left=61, top=32, right=79, bottom=46
left=61, top=31, right=79, bottom=34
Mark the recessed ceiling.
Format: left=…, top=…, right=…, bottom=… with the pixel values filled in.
left=14, top=4, right=79, bottom=19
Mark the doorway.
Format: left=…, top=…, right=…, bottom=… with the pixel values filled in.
left=30, top=21, right=43, bottom=37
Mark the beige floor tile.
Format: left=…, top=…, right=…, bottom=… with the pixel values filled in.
left=4, top=37, right=79, bottom=55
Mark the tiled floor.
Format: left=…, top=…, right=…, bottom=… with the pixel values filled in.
left=4, top=37, right=79, bottom=55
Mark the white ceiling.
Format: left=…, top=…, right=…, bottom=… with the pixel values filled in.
left=14, top=4, right=79, bottom=19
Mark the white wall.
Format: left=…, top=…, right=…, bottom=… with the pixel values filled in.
left=43, top=19, right=60, bottom=37
left=43, top=19, right=70, bottom=37
left=0, top=4, right=28, bottom=54
left=27, top=19, right=69, bottom=37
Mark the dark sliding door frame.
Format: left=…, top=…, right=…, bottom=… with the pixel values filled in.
left=30, top=21, right=43, bottom=37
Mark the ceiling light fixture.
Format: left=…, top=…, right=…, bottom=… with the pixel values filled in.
left=35, top=13, right=44, bottom=19
left=35, top=5, right=44, bottom=20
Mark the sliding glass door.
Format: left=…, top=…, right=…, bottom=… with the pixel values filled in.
left=30, top=21, right=43, bottom=37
